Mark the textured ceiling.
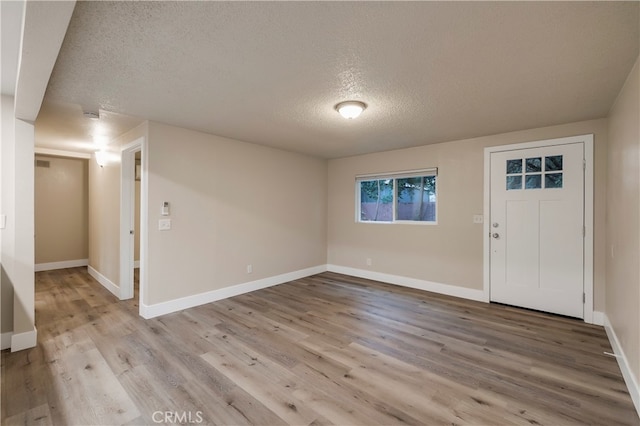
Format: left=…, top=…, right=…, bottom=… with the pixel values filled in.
left=40, top=1, right=639, bottom=158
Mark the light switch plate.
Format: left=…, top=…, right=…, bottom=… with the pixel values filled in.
left=473, top=215, right=484, bottom=224
left=158, top=219, right=171, bottom=231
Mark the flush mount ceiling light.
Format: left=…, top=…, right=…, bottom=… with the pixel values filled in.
left=335, top=101, right=367, bottom=119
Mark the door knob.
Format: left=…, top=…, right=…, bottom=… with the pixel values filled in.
left=492, top=233, right=500, bottom=239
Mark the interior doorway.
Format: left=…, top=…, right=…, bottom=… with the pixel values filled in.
left=120, top=137, right=146, bottom=311
left=133, top=151, right=141, bottom=296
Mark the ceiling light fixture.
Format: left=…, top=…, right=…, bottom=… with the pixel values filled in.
left=335, top=101, right=367, bottom=119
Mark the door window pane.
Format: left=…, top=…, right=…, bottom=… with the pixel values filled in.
left=545, top=155, right=563, bottom=171
left=525, top=175, right=542, bottom=189
left=506, top=175, right=522, bottom=190
left=545, top=173, right=563, bottom=189
left=506, top=159, right=522, bottom=174
left=526, top=157, right=542, bottom=172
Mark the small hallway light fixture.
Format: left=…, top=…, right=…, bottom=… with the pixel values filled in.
left=95, top=150, right=108, bottom=167
left=335, top=100, right=367, bottom=119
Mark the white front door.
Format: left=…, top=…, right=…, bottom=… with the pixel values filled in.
left=490, top=142, right=584, bottom=318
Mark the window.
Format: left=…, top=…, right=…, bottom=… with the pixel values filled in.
left=357, top=169, right=437, bottom=224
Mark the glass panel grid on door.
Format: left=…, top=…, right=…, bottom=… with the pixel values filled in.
left=506, top=155, right=563, bottom=190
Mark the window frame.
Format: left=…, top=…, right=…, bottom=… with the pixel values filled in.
left=355, top=168, right=438, bottom=225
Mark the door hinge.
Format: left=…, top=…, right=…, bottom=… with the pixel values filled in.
left=583, top=293, right=586, bottom=303
left=583, top=226, right=586, bottom=237
left=583, top=160, right=586, bottom=170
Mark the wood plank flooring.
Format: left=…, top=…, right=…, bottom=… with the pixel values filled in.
left=2, top=267, right=638, bottom=425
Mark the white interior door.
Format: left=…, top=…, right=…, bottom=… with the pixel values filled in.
left=490, top=142, right=584, bottom=318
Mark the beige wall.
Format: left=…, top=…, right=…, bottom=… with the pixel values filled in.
left=606, top=58, right=639, bottom=382
left=88, top=122, right=148, bottom=287
left=35, top=155, right=88, bottom=264
left=88, top=151, right=121, bottom=285
left=328, top=118, right=608, bottom=311
left=145, top=122, right=327, bottom=305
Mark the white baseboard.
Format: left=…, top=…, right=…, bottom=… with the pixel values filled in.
left=10, top=328, right=37, bottom=352
left=1, top=332, right=13, bottom=350
left=604, top=313, right=640, bottom=418
left=35, top=259, right=88, bottom=272
left=140, top=265, right=327, bottom=319
left=138, top=263, right=485, bottom=320
left=326, top=264, right=486, bottom=302
left=134, top=260, right=140, bottom=268
left=88, top=265, right=120, bottom=298
left=592, top=310, right=605, bottom=326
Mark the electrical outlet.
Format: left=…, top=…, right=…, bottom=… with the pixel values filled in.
left=366, top=258, right=372, bottom=266
left=473, top=215, right=484, bottom=224
left=247, top=264, right=253, bottom=274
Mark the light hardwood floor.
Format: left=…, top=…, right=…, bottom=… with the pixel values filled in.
left=1, top=268, right=638, bottom=425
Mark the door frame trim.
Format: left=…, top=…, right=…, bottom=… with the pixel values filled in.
left=483, top=134, right=594, bottom=323
left=119, top=136, right=147, bottom=308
